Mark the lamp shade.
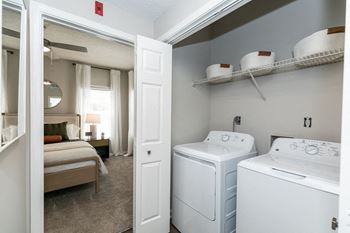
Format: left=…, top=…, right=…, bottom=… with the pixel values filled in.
left=85, top=113, right=101, bottom=124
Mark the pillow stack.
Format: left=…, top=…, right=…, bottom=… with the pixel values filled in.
left=44, top=121, right=69, bottom=143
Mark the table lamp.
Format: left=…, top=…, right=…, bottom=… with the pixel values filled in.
left=85, top=113, right=101, bottom=140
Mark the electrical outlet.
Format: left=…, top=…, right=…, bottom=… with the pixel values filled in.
left=304, top=117, right=312, bottom=128
left=234, top=116, right=241, bottom=125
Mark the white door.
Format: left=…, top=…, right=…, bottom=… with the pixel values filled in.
left=134, top=35, right=172, bottom=233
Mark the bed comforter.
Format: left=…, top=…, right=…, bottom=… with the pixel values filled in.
left=44, top=141, right=108, bottom=175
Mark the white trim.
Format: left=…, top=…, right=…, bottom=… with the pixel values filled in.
left=338, top=0, right=350, bottom=231
left=157, top=0, right=251, bottom=44
left=0, top=0, right=27, bottom=153
left=29, top=1, right=135, bottom=232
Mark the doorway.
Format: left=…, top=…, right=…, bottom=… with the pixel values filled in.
left=30, top=2, right=173, bottom=233
left=41, top=20, right=134, bottom=233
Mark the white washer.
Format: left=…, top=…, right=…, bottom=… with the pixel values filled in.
left=172, top=131, right=257, bottom=233
left=237, top=138, right=340, bottom=233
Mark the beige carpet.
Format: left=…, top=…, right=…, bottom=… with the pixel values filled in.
left=45, top=156, right=133, bottom=233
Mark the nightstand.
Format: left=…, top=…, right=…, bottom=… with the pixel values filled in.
left=86, top=138, right=110, bottom=160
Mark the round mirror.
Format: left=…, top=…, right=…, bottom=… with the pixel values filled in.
left=44, top=80, right=62, bottom=108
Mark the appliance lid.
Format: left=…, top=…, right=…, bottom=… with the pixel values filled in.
left=239, top=155, right=339, bottom=194
left=174, top=142, right=253, bottom=162
left=173, top=131, right=257, bottom=162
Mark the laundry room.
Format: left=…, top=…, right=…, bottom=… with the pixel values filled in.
left=171, top=0, right=345, bottom=232
left=172, top=0, right=344, bottom=152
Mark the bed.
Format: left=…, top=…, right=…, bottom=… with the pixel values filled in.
left=43, top=114, right=108, bottom=193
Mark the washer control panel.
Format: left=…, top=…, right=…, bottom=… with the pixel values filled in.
left=271, top=138, right=340, bottom=167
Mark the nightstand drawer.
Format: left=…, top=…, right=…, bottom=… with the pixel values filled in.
left=87, top=139, right=110, bottom=159
left=88, top=139, right=109, bottom=147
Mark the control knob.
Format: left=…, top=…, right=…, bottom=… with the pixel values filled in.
left=305, top=145, right=319, bottom=155
left=328, top=149, right=339, bottom=157
left=221, top=135, right=230, bottom=142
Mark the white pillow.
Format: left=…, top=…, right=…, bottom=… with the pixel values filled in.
left=2, top=125, right=18, bottom=142
left=66, top=124, right=80, bottom=140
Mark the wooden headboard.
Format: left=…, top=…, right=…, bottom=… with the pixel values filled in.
left=44, top=114, right=81, bottom=139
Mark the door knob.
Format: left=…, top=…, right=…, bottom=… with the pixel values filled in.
left=147, top=150, right=151, bottom=155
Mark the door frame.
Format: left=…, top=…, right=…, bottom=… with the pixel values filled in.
left=338, top=0, right=350, bottom=231
left=29, top=2, right=135, bottom=232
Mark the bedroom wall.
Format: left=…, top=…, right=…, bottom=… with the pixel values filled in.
left=172, top=39, right=211, bottom=147
left=209, top=0, right=345, bottom=153
left=44, top=57, right=76, bottom=114
left=6, top=50, right=20, bottom=113
left=43, top=57, right=130, bottom=150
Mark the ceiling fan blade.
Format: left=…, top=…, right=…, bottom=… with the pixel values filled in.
left=49, top=42, right=88, bottom=52
left=2, top=27, right=20, bottom=38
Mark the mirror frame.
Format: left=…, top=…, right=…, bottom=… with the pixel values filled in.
left=43, top=80, right=63, bottom=109
left=0, top=0, right=27, bottom=152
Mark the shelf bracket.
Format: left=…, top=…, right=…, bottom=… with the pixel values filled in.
left=248, top=70, right=266, bottom=101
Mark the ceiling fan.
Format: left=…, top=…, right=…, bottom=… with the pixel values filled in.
left=2, top=27, right=88, bottom=53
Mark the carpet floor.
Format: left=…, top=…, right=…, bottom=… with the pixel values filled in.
left=45, top=156, right=133, bottom=233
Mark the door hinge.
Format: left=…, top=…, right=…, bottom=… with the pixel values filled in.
left=332, top=217, right=338, bottom=231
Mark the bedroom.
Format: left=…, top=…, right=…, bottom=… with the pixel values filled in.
left=40, top=21, right=134, bottom=232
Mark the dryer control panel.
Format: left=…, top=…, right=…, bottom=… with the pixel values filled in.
left=270, top=138, right=340, bottom=167
left=205, top=131, right=256, bottom=152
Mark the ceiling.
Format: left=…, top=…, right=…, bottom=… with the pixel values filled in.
left=44, top=21, right=134, bottom=70
left=103, top=0, right=178, bottom=20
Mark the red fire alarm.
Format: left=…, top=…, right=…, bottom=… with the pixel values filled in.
left=95, top=1, right=103, bottom=16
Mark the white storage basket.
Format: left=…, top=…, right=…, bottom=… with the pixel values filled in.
left=240, top=51, right=275, bottom=76
left=294, top=26, right=344, bottom=65
left=206, top=64, right=233, bottom=80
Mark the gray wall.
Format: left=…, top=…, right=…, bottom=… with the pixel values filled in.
left=44, top=57, right=76, bottom=114
left=209, top=0, right=345, bottom=153
left=172, top=41, right=211, bottom=147
left=172, top=0, right=345, bottom=154
left=7, top=50, right=19, bottom=113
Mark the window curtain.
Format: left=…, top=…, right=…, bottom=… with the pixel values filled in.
left=126, top=70, right=134, bottom=156
left=1, top=50, right=8, bottom=113
left=75, top=64, right=91, bottom=138
left=110, top=69, right=123, bottom=156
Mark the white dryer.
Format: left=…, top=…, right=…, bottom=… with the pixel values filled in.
left=236, top=138, right=340, bottom=233
left=172, top=131, right=257, bottom=233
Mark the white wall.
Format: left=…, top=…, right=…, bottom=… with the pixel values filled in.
left=172, top=40, right=211, bottom=146
left=31, top=0, right=154, bottom=38
left=155, top=0, right=213, bottom=38
left=339, top=0, right=350, bottom=231
left=0, top=1, right=28, bottom=232
left=0, top=137, right=27, bottom=233
left=209, top=0, right=345, bottom=153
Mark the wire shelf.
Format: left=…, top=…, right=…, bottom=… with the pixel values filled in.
left=193, top=49, right=344, bottom=86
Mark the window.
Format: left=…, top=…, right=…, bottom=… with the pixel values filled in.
left=87, top=88, right=112, bottom=138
